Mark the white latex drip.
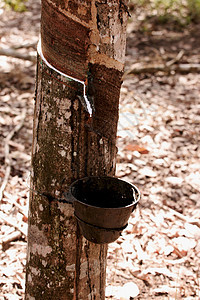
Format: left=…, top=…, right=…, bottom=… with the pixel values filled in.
left=37, top=39, right=93, bottom=116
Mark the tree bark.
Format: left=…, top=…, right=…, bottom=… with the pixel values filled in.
left=25, top=1, right=128, bottom=299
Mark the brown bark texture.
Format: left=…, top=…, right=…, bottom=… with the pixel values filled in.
left=25, top=1, right=128, bottom=299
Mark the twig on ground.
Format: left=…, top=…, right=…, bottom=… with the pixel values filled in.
left=2, top=231, right=22, bottom=251
left=124, top=62, right=200, bottom=76
left=132, top=239, right=148, bottom=261
left=165, top=50, right=184, bottom=67
left=0, top=211, right=27, bottom=237
left=3, top=191, right=27, bottom=218
left=0, top=47, right=36, bottom=62
left=0, top=166, right=11, bottom=203
left=0, top=109, right=27, bottom=201
left=162, top=204, right=200, bottom=227
left=12, top=41, right=37, bottom=50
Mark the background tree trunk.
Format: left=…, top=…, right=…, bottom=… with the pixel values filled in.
left=25, top=0, right=128, bottom=299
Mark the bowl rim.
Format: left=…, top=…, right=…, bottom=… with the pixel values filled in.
left=69, top=176, right=140, bottom=210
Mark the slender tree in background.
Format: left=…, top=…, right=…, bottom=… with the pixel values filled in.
left=25, top=0, right=128, bottom=299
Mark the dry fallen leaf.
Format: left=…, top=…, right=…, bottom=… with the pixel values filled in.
left=139, top=167, right=157, bottom=177
left=129, top=267, right=150, bottom=282
left=184, top=223, right=200, bottom=239
left=0, top=170, right=5, bottom=178
left=154, top=285, right=178, bottom=297
left=164, top=245, right=174, bottom=256
left=119, top=282, right=140, bottom=299
left=124, top=144, right=149, bottom=154
left=106, top=282, right=139, bottom=299
left=22, top=215, right=28, bottom=223
left=143, top=267, right=177, bottom=279
left=3, top=294, right=17, bottom=300
left=172, top=237, right=196, bottom=253
left=165, top=177, right=183, bottom=186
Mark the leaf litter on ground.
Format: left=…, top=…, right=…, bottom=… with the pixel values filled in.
left=0, top=1, right=200, bottom=299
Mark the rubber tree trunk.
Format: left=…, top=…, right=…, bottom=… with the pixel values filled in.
left=25, top=1, right=128, bottom=299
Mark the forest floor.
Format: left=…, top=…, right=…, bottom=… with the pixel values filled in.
left=0, top=1, right=200, bottom=299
